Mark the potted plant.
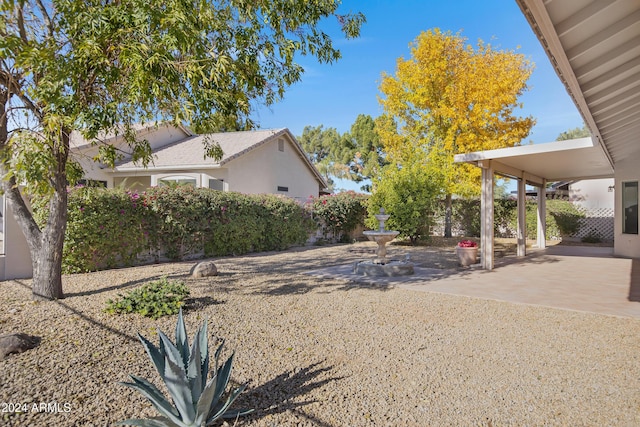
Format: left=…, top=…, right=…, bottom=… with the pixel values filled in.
left=455, top=239, right=478, bottom=266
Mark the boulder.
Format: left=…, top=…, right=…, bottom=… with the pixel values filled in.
left=0, top=333, right=41, bottom=360
left=190, top=261, right=218, bottom=278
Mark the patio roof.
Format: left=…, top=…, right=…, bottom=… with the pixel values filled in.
left=515, top=0, right=640, bottom=168
left=454, top=137, right=614, bottom=186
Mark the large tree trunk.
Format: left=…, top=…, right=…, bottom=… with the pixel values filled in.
left=30, top=188, right=67, bottom=301
left=444, top=193, right=453, bottom=238
left=0, top=105, right=69, bottom=300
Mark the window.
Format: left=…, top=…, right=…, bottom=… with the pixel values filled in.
left=278, top=139, right=284, bottom=152
left=159, top=175, right=197, bottom=187
left=622, top=181, right=638, bottom=234
left=277, top=186, right=288, bottom=192
left=209, top=178, right=224, bottom=191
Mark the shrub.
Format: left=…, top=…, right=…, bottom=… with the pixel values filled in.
left=512, top=198, right=585, bottom=239
left=33, top=186, right=314, bottom=272
left=309, top=191, right=368, bottom=242
left=35, top=186, right=150, bottom=273
left=105, top=277, right=190, bottom=319
left=368, top=162, right=442, bottom=243
left=582, top=230, right=602, bottom=243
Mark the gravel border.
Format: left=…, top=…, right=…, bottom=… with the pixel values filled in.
left=1, top=243, right=639, bottom=426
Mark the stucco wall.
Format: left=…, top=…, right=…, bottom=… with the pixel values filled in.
left=569, top=178, right=614, bottom=210
left=0, top=196, right=33, bottom=280
left=614, top=157, right=640, bottom=258
left=225, top=136, right=320, bottom=201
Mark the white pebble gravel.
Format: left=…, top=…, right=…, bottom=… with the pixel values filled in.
left=1, top=243, right=638, bottom=426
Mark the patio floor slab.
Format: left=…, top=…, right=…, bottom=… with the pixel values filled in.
left=306, top=245, right=640, bottom=319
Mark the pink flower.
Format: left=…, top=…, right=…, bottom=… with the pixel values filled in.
left=458, top=240, right=478, bottom=248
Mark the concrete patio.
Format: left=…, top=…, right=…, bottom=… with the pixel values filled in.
left=307, top=245, right=640, bottom=319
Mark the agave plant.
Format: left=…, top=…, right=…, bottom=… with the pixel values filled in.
left=118, top=309, right=252, bottom=426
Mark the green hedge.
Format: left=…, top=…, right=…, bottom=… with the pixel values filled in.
left=438, top=197, right=584, bottom=239
left=34, top=186, right=314, bottom=273
left=309, top=191, right=369, bottom=243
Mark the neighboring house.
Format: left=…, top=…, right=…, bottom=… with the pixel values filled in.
left=72, top=123, right=327, bottom=201
left=566, top=178, right=615, bottom=241
left=0, top=124, right=326, bottom=280
left=456, top=0, right=640, bottom=268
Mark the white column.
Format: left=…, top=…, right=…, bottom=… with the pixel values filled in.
left=480, top=162, right=494, bottom=270
left=517, top=176, right=526, bottom=257
left=536, top=180, right=547, bottom=249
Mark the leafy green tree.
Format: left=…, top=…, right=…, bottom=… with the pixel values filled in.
left=368, top=156, right=444, bottom=244
left=340, top=114, right=386, bottom=191
left=299, top=114, right=386, bottom=192
left=556, top=124, right=590, bottom=141
left=377, top=29, right=535, bottom=237
left=0, top=0, right=364, bottom=300
left=298, top=124, right=347, bottom=191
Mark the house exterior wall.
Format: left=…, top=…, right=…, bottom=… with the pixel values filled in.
left=569, top=178, right=614, bottom=210
left=225, top=136, right=320, bottom=201
left=0, top=196, right=33, bottom=280
left=614, top=156, right=640, bottom=258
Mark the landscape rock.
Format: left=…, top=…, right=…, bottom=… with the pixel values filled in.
left=0, top=333, right=41, bottom=360
left=190, top=261, right=218, bottom=278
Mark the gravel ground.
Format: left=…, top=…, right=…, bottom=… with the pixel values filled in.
left=1, top=242, right=638, bottom=426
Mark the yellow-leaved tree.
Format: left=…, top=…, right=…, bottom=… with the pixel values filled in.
left=377, top=29, right=535, bottom=237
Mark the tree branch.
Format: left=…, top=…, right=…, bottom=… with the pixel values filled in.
left=34, top=0, right=54, bottom=39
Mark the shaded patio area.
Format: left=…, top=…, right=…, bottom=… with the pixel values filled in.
left=307, top=245, right=640, bottom=319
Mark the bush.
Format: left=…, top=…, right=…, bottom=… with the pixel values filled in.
left=34, top=186, right=314, bottom=273
left=309, top=191, right=368, bottom=242
left=513, top=198, right=585, bottom=239
left=105, top=277, right=190, bottom=319
left=368, top=162, right=442, bottom=244
left=443, top=198, right=516, bottom=238
left=33, top=186, right=150, bottom=273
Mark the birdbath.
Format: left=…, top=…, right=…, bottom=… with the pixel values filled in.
left=362, top=208, right=400, bottom=264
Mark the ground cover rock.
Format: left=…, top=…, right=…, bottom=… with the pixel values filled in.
left=190, top=261, right=218, bottom=278
left=0, top=333, right=40, bottom=360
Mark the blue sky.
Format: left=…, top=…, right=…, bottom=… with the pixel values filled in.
left=253, top=0, right=584, bottom=191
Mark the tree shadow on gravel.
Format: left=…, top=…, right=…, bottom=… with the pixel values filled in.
left=64, top=272, right=188, bottom=297
left=236, top=361, right=342, bottom=427
left=184, top=295, right=224, bottom=310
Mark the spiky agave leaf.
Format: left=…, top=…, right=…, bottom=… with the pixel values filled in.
left=209, top=384, right=254, bottom=424
left=116, top=416, right=180, bottom=427
left=159, top=333, right=196, bottom=424
left=118, top=375, right=181, bottom=425
left=206, top=351, right=236, bottom=421
left=197, top=320, right=209, bottom=383
left=137, top=333, right=165, bottom=380
left=174, top=308, right=189, bottom=369
left=186, top=330, right=203, bottom=403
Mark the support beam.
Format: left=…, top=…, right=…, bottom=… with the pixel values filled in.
left=517, top=177, right=527, bottom=257
left=536, top=180, right=547, bottom=249
left=480, top=163, right=494, bottom=270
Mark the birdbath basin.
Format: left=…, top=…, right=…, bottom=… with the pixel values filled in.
left=362, top=230, right=400, bottom=263
left=354, top=208, right=414, bottom=277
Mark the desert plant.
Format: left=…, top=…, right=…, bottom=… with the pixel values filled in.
left=105, top=278, right=190, bottom=319
left=118, top=309, right=252, bottom=426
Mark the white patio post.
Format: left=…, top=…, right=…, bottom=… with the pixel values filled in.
left=480, top=161, right=494, bottom=270
left=536, top=179, right=547, bottom=249
left=517, top=176, right=527, bottom=257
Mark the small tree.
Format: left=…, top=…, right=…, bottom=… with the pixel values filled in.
left=368, top=159, right=443, bottom=244
left=0, top=0, right=364, bottom=300
left=377, top=29, right=535, bottom=237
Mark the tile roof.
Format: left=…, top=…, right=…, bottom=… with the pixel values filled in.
left=115, top=128, right=287, bottom=169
